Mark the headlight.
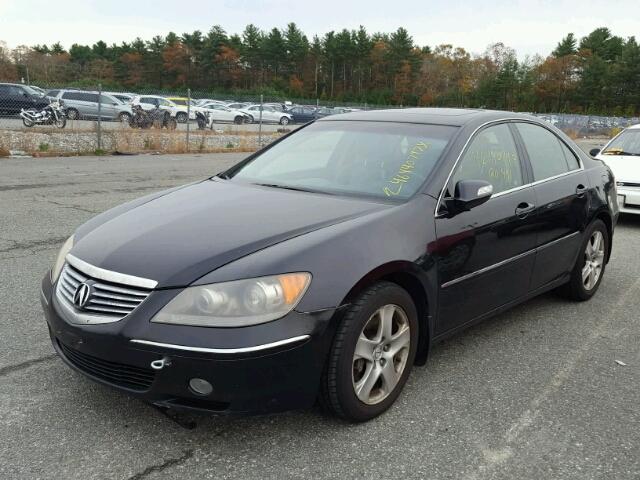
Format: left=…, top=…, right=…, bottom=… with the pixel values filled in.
left=51, top=235, right=74, bottom=282
left=151, top=273, right=311, bottom=327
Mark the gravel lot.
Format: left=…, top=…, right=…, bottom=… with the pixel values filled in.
left=0, top=143, right=638, bottom=479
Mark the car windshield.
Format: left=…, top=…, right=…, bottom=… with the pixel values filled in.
left=228, top=121, right=457, bottom=200
left=602, top=129, right=640, bottom=156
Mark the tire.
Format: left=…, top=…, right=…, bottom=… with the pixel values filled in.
left=176, top=112, right=188, bottom=123
left=279, top=116, right=290, bottom=125
left=320, top=281, right=418, bottom=422
left=197, top=118, right=206, bottom=130
left=54, top=117, right=66, bottom=129
left=167, top=118, right=177, bottom=130
left=246, top=115, right=254, bottom=123
left=234, top=116, right=244, bottom=125
left=22, top=116, right=35, bottom=127
left=119, top=112, right=132, bottom=123
left=66, top=108, right=79, bottom=120
left=559, top=219, right=609, bottom=301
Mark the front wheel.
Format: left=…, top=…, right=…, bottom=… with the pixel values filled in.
left=54, top=117, right=66, bottom=128
left=66, top=108, right=79, bottom=120
left=234, top=116, right=244, bottom=125
left=119, top=112, right=132, bottom=123
left=320, top=282, right=418, bottom=422
left=176, top=112, right=188, bottom=123
left=279, top=116, right=290, bottom=125
left=559, top=219, right=609, bottom=301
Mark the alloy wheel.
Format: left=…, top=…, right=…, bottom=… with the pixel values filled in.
left=582, top=230, right=605, bottom=290
left=352, top=304, right=411, bottom=405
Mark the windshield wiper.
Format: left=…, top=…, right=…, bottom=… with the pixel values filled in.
left=251, top=182, right=331, bottom=195
left=602, top=149, right=640, bottom=156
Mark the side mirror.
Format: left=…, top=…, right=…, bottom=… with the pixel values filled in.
left=589, top=148, right=600, bottom=157
left=445, top=180, right=493, bottom=214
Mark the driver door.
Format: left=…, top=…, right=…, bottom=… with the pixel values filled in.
left=434, top=123, right=538, bottom=334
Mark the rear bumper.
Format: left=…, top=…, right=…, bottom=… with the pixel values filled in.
left=41, top=273, right=337, bottom=414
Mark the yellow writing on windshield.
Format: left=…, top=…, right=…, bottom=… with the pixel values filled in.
left=383, top=142, right=431, bottom=197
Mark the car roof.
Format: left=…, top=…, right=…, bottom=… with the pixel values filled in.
left=317, top=107, right=536, bottom=127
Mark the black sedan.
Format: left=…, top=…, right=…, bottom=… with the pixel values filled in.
left=41, top=108, right=617, bottom=422
left=0, top=83, right=49, bottom=116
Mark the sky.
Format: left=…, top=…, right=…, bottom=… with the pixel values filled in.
left=1, top=0, right=639, bottom=58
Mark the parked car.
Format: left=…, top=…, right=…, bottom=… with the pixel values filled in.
left=131, top=95, right=187, bottom=122
left=592, top=123, right=640, bottom=214
left=287, top=105, right=319, bottom=123
left=42, top=108, right=616, bottom=422
left=240, top=104, right=293, bottom=125
left=200, top=103, right=250, bottom=124
left=0, top=83, right=49, bottom=116
left=52, top=90, right=133, bottom=121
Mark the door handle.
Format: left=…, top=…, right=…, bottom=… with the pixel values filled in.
left=515, top=202, right=535, bottom=218
left=576, top=184, right=587, bottom=197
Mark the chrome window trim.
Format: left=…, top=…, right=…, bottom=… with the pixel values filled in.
left=129, top=335, right=311, bottom=354
left=66, top=254, right=158, bottom=289
left=440, top=231, right=581, bottom=288
left=435, top=118, right=585, bottom=217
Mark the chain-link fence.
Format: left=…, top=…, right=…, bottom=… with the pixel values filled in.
left=1, top=81, right=638, bottom=156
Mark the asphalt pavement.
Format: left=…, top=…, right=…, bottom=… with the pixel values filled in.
left=0, top=145, right=638, bottom=479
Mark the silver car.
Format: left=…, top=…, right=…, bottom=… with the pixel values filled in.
left=52, top=90, right=133, bottom=121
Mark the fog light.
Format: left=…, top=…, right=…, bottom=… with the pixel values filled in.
left=189, top=378, right=213, bottom=396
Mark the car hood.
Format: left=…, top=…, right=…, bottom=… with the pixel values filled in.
left=70, top=179, right=389, bottom=288
left=597, top=154, right=640, bottom=182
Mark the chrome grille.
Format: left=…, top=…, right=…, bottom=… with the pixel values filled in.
left=57, top=263, right=152, bottom=320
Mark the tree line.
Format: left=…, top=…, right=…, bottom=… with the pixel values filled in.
left=0, top=25, right=638, bottom=115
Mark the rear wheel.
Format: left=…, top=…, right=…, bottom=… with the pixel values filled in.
left=320, top=282, right=418, bottom=422
left=279, top=116, right=290, bottom=125
left=119, top=112, right=132, bottom=123
left=176, top=112, right=188, bottom=123
left=560, top=219, right=608, bottom=301
left=234, top=116, right=244, bottom=125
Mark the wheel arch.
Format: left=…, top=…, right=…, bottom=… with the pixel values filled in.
left=340, top=261, right=432, bottom=365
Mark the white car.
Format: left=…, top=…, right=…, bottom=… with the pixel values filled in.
left=595, top=123, right=640, bottom=214
left=201, top=103, right=250, bottom=124
left=239, top=105, right=293, bottom=125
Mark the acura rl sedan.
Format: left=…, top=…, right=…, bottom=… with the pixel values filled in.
left=41, top=108, right=617, bottom=422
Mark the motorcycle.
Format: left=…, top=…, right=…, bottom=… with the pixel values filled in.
left=20, top=100, right=66, bottom=128
left=195, top=110, right=210, bottom=130
left=130, top=104, right=177, bottom=130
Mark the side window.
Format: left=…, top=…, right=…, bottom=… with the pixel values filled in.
left=452, top=124, right=523, bottom=195
left=515, top=123, right=571, bottom=181
left=62, top=92, right=78, bottom=101
left=140, top=97, right=154, bottom=105
left=559, top=141, right=580, bottom=170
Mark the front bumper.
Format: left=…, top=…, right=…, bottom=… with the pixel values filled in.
left=41, top=273, right=337, bottom=414
left=617, top=187, right=640, bottom=215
